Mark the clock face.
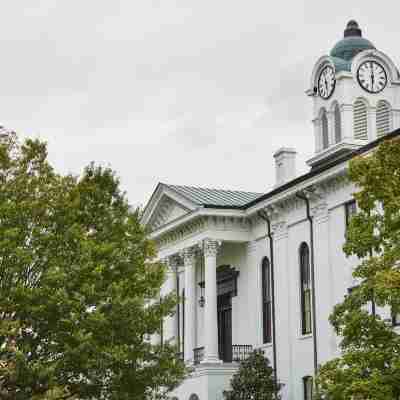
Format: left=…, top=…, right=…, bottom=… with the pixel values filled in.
left=318, top=65, right=336, bottom=99
left=357, top=61, right=387, bottom=93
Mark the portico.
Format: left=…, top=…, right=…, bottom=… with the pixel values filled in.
left=164, top=237, right=252, bottom=367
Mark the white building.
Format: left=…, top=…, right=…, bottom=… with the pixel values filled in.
left=142, top=21, right=400, bottom=400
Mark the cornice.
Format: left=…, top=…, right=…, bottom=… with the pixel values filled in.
left=249, top=169, right=349, bottom=230
left=154, top=214, right=252, bottom=252
left=246, top=162, right=348, bottom=217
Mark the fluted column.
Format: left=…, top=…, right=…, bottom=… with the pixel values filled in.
left=165, top=257, right=179, bottom=345
left=202, top=238, right=222, bottom=364
left=183, top=247, right=197, bottom=364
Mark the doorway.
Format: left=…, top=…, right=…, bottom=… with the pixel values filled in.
left=217, top=293, right=232, bottom=362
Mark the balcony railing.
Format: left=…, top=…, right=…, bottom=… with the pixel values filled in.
left=192, top=345, right=252, bottom=365
left=193, top=347, right=205, bottom=365
left=232, top=344, right=253, bottom=362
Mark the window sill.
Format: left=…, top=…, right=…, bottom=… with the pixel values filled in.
left=298, top=333, right=313, bottom=341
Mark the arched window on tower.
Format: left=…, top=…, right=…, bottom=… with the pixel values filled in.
left=353, top=98, right=368, bottom=140
left=321, top=109, right=329, bottom=149
left=334, top=103, right=342, bottom=143
left=376, top=100, right=391, bottom=137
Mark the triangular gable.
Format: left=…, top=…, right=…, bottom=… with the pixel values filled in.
left=142, top=183, right=199, bottom=231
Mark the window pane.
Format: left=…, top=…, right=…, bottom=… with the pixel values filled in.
left=262, top=257, right=272, bottom=343
left=304, top=291, right=312, bottom=334
left=300, top=243, right=312, bottom=335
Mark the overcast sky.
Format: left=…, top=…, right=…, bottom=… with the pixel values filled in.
left=2, top=1, right=400, bottom=207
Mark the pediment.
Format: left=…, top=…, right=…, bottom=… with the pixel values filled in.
left=148, top=196, right=190, bottom=230
left=142, top=183, right=198, bottom=232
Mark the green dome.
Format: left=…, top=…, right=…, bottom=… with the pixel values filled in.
left=330, top=56, right=352, bottom=73
left=330, top=36, right=375, bottom=61
left=328, top=20, right=375, bottom=72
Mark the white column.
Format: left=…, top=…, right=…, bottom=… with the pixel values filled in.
left=201, top=238, right=222, bottom=364
left=165, top=257, right=178, bottom=345
left=183, top=247, right=197, bottom=364
left=327, top=110, right=335, bottom=146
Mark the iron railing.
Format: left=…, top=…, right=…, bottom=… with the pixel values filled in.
left=192, top=345, right=252, bottom=365
left=193, top=347, right=205, bottom=365
left=232, top=344, right=253, bottom=362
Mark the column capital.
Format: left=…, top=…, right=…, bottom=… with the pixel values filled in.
left=271, top=220, right=288, bottom=240
left=161, top=257, right=172, bottom=272
left=311, top=200, right=329, bottom=221
left=181, top=246, right=198, bottom=266
left=203, top=238, right=222, bottom=257
left=162, top=254, right=182, bottom=272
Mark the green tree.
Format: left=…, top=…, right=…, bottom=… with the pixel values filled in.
left=0, top=132, right=186, bottom=400
left=316, top=138, right=400, bottom=400
left=223, top=349, right=282, bottom=400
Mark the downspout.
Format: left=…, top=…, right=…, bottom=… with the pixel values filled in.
left=296, top=191, right=318, bottom=376
left=258, top=210, right=278, bottom=387
left=176, top=267, right=181, bottom=352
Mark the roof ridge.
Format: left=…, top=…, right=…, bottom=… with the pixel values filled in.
left=167, top=183, right=264, bottom=195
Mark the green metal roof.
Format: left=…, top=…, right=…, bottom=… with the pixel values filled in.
left=165, top=184, right=263, bottom=208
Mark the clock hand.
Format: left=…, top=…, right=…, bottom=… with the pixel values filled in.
left=371, top=62, right=375, bottom=90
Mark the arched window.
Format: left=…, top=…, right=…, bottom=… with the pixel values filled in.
left=300, top=243, right=312, bottom=335
left=262, top=257, right=272, bottom=343
left=353, top=98, right=368, bottom=140
left=321, top=109, right=329, bottom=149
left=376, top=100, right=391, bottom=137
left=334, top=103, right=342, bottom=143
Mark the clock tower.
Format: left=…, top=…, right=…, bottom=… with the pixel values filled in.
left=306, top=20, right=400, bottom=168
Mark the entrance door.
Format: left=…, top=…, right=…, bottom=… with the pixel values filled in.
left=217, top=294, right=232, bottom=362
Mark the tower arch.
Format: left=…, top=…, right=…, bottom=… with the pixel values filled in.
left=353, top=98, right=369, bottom=140
left=376, top=100, right=392, bottom=137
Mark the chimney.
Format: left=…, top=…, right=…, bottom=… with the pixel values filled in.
left=273, top=147, right=297, bottom=187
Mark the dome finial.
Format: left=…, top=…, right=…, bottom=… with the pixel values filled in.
left=344, top=20, right=362, bottom=37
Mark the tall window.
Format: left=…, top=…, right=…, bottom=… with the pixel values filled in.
left=300, top=243, right=312, bottom=335
left=262, top=257, right=272, bottom=343
left=345, top=200, right=357, bottom=228
left=303, top=376, right=313, bottom=400
left=353, top=98, right=368, bottom=140
left=321, top=109, right=329, bottom=149
left=376, top=100, right=391, bottom=137
left=334, top=103, right=342, bottom=143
